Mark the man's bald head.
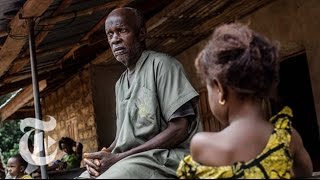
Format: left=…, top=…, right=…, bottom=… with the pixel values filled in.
left=105, top=7, right=147, bottom=69
left=107, top=7, right=146, bottom=34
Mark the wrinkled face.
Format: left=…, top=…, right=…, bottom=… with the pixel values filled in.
left=7, top=158, right=22, bottom=177
left=105, top=11, right=143, bottom=68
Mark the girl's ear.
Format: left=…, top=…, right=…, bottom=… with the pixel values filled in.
left=213, top=79, right=227, bottom=104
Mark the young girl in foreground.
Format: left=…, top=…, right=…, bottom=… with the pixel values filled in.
left=176, top=23, right=313, bottom=179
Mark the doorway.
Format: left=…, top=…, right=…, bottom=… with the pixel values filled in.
left=91, top=63, right=125, bottom=149
left=273, top=53, right=320, bottom=171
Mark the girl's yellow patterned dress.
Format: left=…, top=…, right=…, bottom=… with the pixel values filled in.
left=176, top=107, right=294, bottom=179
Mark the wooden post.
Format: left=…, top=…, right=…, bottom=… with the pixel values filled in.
left=27, top=18, right=48, bottom=179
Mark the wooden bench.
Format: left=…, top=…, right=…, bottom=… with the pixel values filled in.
left=33, top=167, right=86, bottom=179
left=33, top=169, right=320, bottom=179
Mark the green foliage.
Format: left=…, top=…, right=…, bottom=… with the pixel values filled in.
left=0, top=91, right=25, bottom=168
left=0, top=120, right=24, bottom=165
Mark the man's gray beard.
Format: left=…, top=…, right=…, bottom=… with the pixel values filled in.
left=116, top=54, right=130, bottom=66
left=118, top=48, right=141, bottom=67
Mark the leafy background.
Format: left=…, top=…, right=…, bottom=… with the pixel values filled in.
left=0, top=120, right=24, bottom=166
left=0, top=92, right=24, bottom=168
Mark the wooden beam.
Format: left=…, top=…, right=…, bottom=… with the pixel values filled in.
left=6, top=107, right=35, bottom=120
left=62, top=13, right=108, bottom=60
left=194, top=0, right=275, bottom=34
left=0, top=0, right=54, bottom=78
left=0, top=80, right=47, bottom=121
left=8, top=36, right=108, bottom=75
left=5, top=1, right=73, bottom=82
left=35, top=0, right=73, bottom=48
left=0, top=48, right=94, bottom=96
left=92, top=0, right=186, bottom=64
left=4, top=73, right=34, bottom=84
left=5, top=65, right=58, bottom=84
left=39, top=1, right=131, bottom=26
left=146, top=0, right=187, bottom=32
left=0, top=31, right=7, bottom=38
left=8, top=39, right=90, bottom=75
left=62, top=13, right=109, bottom=60
left=0, top=70, right=51, bottom=97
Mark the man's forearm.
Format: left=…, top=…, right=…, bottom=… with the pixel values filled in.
left=83, top=124, right=187, bottom=177
left=121, top=117, right=189, bottom=158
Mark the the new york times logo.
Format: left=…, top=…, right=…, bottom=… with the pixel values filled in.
left=19, top=116, right=58, bottom=166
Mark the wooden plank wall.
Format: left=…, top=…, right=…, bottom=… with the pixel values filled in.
left=198, top=88, right=224, bottom=132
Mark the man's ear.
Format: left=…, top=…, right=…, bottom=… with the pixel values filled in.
left=139, top=28, right=146, bottom=42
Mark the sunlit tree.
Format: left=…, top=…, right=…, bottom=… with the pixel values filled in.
left=0, top=120, right=24, bottom=165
